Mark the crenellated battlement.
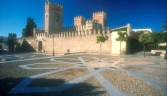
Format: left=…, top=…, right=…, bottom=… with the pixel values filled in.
left=86, top=20, right=93, bottom=24
left=33, top=28, right=45, bottom=37
left=35, top=32, right=47, bottom=38
left=74, top=16, right=86, bottom=26
left=45, top=0, right=63, bottom=9
left=93, top=11, right=106, bottom=16
left=42, top=0, right=109, bottom=39
left=93, top=11, right=106, bottom=28
left=75, top=25, right=86, bottom=31
left=74, top=16, right=85, bottom=19
left=51, top=2, right=63, bottom=9
left=59, top=25, right=87, bottom=32
left=35, top=27, right=110, bottom=39
left=63, top=26, right=76, bottom=32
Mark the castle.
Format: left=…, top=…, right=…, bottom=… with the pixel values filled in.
left=35, top=0, right=107, bottom=35
left=18, top=0, right=132, bottom=54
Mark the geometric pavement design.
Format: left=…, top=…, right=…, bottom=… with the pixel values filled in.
left=5, top=54, right=167, bottom=96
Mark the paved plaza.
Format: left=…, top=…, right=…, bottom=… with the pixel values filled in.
left=0, top=53, right=167, bottom=96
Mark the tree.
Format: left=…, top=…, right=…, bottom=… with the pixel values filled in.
left=0, top=37, right=3, bottom=43
left=139, top=33, right=153, bottom=57
left=96, top=34, right=108, bottom=55
left=164, top=32, right=167, bottom=59
left=116, top=32, right=127, bottom=54
left=162, top=18, right=167, bottom=59
left=6, top=36, right=19, bottom=53
left=130, top=31, right=145, bottom=40
left=129, top=31, right=145, bottom=53
left=152, top=32, right=166, bottom=49
left=22, top=17, right=37, bottom=37
left=162, top=18, right=167, bottom=31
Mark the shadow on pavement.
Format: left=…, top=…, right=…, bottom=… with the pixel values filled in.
left=0, top=77, right=107, bottom=96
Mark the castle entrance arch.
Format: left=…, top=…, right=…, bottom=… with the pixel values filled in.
left=38, top=41, right=42, bottom=52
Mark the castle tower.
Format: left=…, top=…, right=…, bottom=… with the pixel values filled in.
left=74, top=16, right=86, bottom=26
left=45, top=0, right=63, bottom=34
left=93, top=11, right=106, bottom=28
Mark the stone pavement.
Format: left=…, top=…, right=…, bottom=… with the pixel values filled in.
left=0, top=53, right=166, bottom=96
left=0, top=52, right=52, bottom=63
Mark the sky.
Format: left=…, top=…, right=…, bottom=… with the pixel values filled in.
left=0, top=0, right=166, bottom=38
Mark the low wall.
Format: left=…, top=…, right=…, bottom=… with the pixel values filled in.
left=151, top=50, right=166, bottom=54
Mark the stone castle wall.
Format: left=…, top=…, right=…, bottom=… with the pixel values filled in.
left=30, top=29, right=111, bottom=54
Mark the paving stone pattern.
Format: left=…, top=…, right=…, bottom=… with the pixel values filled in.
left=29, top=63, right=74, bottom=68
left=124, top=66, right=167, bottom=76
left=101, top=69, right=163, bottom=96
left=28, top=68, right=89, bottom=87
left=0, top=53, right=166, bottom=96
left=142, top=75, right=167, bottom=86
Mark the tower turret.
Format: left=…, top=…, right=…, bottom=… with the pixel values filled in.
left=93, top=11, right=106, bottom=28
left=74, top=16, right=86, bottom=26
left=45, top=0, right=63, bottom=34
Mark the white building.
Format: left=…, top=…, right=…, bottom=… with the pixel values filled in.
left=132, top=28, right=152, bottom=33
left=111, top=24, right=152, bottom=54
left=111, top=24, right=131, bottom=54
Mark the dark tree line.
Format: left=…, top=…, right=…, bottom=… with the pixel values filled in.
left=6, top=33, right=19, bottom=53
left=0, top=37, right=3, bottom=43
left=22, top=17, right=37, bottom=37
left=138, top=18, right=167, bottom=57
left=162, top=18, right=167, bottom=59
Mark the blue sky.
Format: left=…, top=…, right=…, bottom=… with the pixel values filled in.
left=0, top=0, right=166, bottom=38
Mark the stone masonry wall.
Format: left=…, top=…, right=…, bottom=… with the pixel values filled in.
left=19, top=30, right=111, bottom=54
left=42, top=33, right=111, bottom=54
left=18, top=34, right=111, bottom=54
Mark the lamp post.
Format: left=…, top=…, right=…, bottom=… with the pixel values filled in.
left=53, top=35, right=54, bottom=56
left=165, top=32, right=167, bottom=59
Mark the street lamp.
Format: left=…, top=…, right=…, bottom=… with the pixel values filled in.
left=165, top=32, right=167, bottom=59
left=53, top=35, right=54, bottom=56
